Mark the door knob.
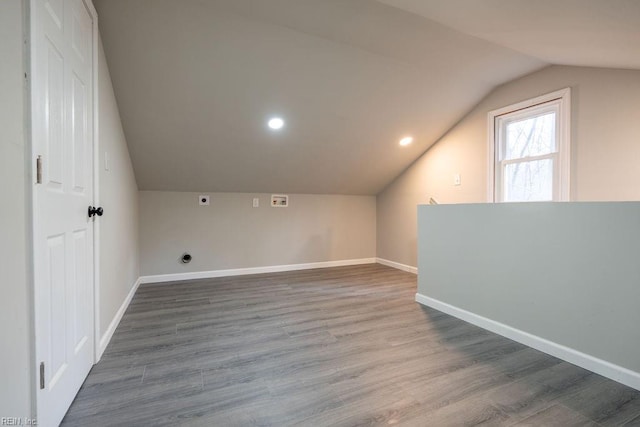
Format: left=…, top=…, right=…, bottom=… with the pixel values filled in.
left=88, top=206, right=104, bottom=218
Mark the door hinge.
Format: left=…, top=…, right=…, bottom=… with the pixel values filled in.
left=39, top=362, right=45, bottom=390
left=36, top=155, right=43, bottom=184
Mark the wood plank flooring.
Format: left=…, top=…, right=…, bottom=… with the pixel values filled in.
left=62, top=264, right=640, bottom=426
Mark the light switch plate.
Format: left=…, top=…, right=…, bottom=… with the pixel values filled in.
left=253, top=198, right=259, bottom=208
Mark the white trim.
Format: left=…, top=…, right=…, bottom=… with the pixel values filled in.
left=415, top=293, right=640, bottom=391
left=23, top=0, right=36, bottom=417
left=376, top=258, right=417, bottom=274
left=487, top=107, right=496, bottom=202
left=97, top=278, right=141, bottom=360
left=487, top=87, right=571, bottom=202
left=29, top=0, right=41, bottom=420
left=139, top=258, right=377, bottom=285
left=88, top=0, right=101, bottom=364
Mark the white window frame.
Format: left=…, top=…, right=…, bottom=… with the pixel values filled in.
left=487, top=88, right=571, bottom=202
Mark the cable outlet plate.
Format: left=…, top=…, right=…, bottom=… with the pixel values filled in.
left=199, top=195, right=210, bottom=206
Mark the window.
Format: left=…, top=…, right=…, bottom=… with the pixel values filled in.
left=488, top=88, right=570, bottom=202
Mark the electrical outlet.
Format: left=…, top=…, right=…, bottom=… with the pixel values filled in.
left=253, top=198, right=259, bottom=208
left=199, top=195, right=210, bottom=206
left=454, top=174, right=461, bottom=186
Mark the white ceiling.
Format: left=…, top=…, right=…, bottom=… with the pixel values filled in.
left=94, top=0, right=545, bottom=194
left=378, top=0, right=640, bottom=70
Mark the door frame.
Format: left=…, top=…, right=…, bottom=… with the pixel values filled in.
left=88, top=0, right=101, bottom=364
left=29, top=0, right=100, bottom=420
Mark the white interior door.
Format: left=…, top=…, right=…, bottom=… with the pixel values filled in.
left=31, top=0, right=97, bottom=425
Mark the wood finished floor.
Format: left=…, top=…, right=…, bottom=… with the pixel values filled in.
left=62, top=264, right=640, bottom=426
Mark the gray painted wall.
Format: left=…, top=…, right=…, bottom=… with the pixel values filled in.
left=0, top=0, right=34, bottom=418
left=378, top=65, right=640, bottom=268
left=97, top=36, right=140, bottom=342
left=418, top=202, right=640, bottom=373
left=139, top=192, right=376, bottom=276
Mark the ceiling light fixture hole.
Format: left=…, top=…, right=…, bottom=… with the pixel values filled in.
left=399, top=136, right=413, bottom=146
left=268, top=117, right=284, bottom=130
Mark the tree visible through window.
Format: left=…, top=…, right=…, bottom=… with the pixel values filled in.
left=489, top=89, right=570, bottom=202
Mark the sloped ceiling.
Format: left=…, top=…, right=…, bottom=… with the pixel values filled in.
left=94, top=0, right=545, bottom=194
left=378, top=0, right=640, bottom=70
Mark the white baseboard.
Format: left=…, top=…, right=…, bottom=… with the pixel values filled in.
left=415, top=293, right=640, bottom=391
left=376, top=258, right=417, bottom=274
left=139, top=258, right=377, bottom=285
left=97, top=277, right=141, bottom=360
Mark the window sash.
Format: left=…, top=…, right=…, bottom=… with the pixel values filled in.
left=499, top=153, right=558, bottom=202
left=492, top=96, right=566, bottom=202
left=497, top=101, right=559, bottom=161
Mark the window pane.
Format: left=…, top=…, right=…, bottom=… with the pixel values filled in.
left=504, top=112, right=556, bottom=160
left=503, top=158, right=553, bottom=202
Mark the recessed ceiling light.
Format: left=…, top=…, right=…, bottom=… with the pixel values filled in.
left=268, top=117, right=284, bottom=130
left=399, top=136, right=413, bottom=146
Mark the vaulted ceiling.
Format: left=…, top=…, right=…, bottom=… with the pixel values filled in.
left=94, top=0, right=639, bottom=195
left=378, top=0, right=640, bottom=69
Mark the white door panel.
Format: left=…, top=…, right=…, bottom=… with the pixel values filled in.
left=32, top=0, right=97, bottom=425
